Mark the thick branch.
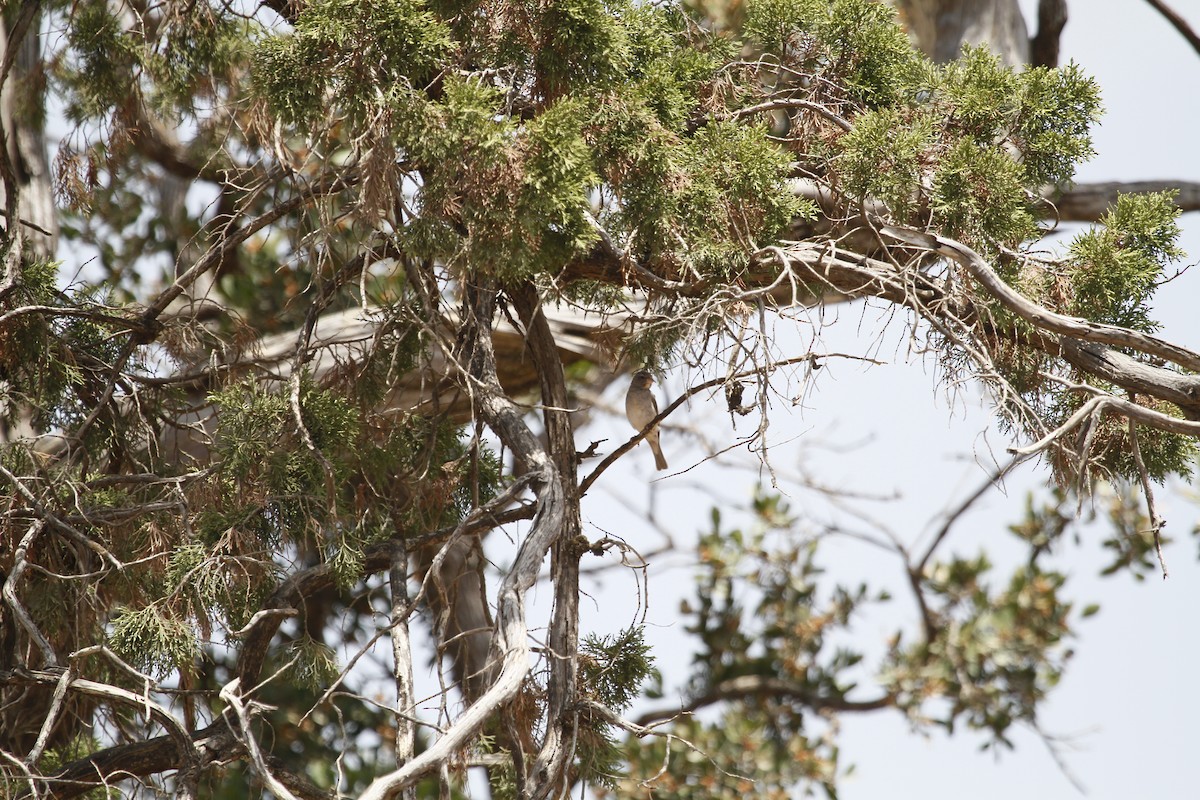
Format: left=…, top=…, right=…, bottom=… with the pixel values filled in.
left=1053, top=180, right=1200, bottom=221
left=1058, top=339, right=1200, bottom=420
left=1029, top=0, right=1068, bottom=67
left=12, top=707, right=231, bottom=800
left=512, top=282, right=583, bottom=796
left=359, top=281, right=567, bottom=800
left=881, top=224, right=1200, bottom=374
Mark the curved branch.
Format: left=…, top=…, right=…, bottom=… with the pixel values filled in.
left=881, top=224, right=1200, bottom=374
left=1145, top=0, right=1200, bottom=58
left=634, top=675, right=892, bottom=728
left=359, top=281, right=567, bottom=800
left=1009, top=388, right=1200, bottom=456
left=5, top=667, right=202, bottom=800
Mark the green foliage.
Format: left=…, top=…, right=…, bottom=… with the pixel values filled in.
left=162, top=540, right=276, bottom=631
left=824, top=0, right=925, bottom=107
left=165, top=543, right=219, bottom=605
left=1007, top=489, right=1076, bottom=558
left=576, top=626, right=656, bottom=788
left=604, top=713, right=838, bottom=800
left=833, top=43, right=1101, bottom=253
left=252, top=0, right=451, bottom=126
left=742, top=0, right=826, bottom=56
left=623, top=6, right=723, bottom=128
left=397, top=79, right=599, bottom=280
left=0, top=264, right=139, bottom=444
left=535, top=0, right=633, bottom=95
left=0, top=261, right=64, bottom=424
left=207, top=377, right=494, bottom=557
left=108, top=605, right=198, bottom=678
left=679, top=121, right=809, bottom=272
left=937, top=47, right=1101, bottom=187
left=58, top=0, right=143, bottom=121
left=838, top=108, right=936, bottom=219
left=1066, top=192, right=1184, bottom=331
left=1040, top=392, right=1195, bottom=486
left=883, top=555, right=1073, bottom=746
left=1008, top=482, right=1177, bottom=584
left=581, top=626, right=655, bottom=711
left=936, top=45, right=1020, bottom=141
left=211, top=379, right=358, bottom=496
left=284, top=635, right=340, bottom=691
left=610, top=493, right=876, bottom=796
left=743, top=0, right=923, bottom=107
left=687, top=495, right=872, bottom=711
left=143, top=10, right=249, bottom=116
left=1013, top=61, right=1103, bottom=187
left=984, top=191, right=1192, bottom=485
left=933, top=137, right=1038, bottom=244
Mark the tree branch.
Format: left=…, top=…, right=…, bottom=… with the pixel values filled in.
left=880, top=224, right=1200, bottom=374
left=512, top=282, right=583, bottom=796
left=1052, top=180, right=1200, bottom=221
left=359, top=280, right=567, bottom=800
left=634, top=675, right=892, bottom=728
left=1144, top=0, right=1200, bottom=58
left=1029, top=0, right=1068, bottom=67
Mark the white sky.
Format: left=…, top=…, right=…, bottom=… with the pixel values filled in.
left=564, top=2, right=1200, bottom=799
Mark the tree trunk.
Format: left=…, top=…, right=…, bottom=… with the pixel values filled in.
left=892, top=0, right=1031, bottom=64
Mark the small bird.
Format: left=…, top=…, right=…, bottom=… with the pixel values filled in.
left=625, top=370, right=668, bottom=471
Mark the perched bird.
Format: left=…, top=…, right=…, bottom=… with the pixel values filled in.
left=625, top=370, right=668, bottom=471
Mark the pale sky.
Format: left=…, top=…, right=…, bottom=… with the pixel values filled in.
left=568, top=2, right=1200, bottom=799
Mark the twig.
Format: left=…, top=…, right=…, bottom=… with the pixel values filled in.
left=220, top=678, right=303, bottom=800
left=580, top=354, right=882, bottom=495
left=633, top=675, right=891, bottom=728
left=25, top=666, right=72, bottom=766
left=2, top=521, right=58, bottom=667
left=1126, top=412, right=1169, bottom=579
left=584, top=700, right=758, bottom=785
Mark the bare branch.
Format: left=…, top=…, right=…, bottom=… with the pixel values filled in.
left=634, top=675, right=892, bottom=729
left=880, top=224, right=1200, bottom=374
left=389, top=542, right=417, bottom=785
left=1144, top=0, right=1200, bottom=58
left=1126, top=411, right=1169, bottom=579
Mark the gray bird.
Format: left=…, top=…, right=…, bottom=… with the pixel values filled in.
left=625, top=370, right=668, bottom=471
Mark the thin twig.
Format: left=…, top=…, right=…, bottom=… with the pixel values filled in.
left=580, top=354, right=882, bottom=495
left=1126, top=412, right=1169, bottom=579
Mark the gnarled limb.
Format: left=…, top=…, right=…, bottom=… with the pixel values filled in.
left=359, top=280, right=568, bottom=800
left=511, top=282, right=584, bottom=797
